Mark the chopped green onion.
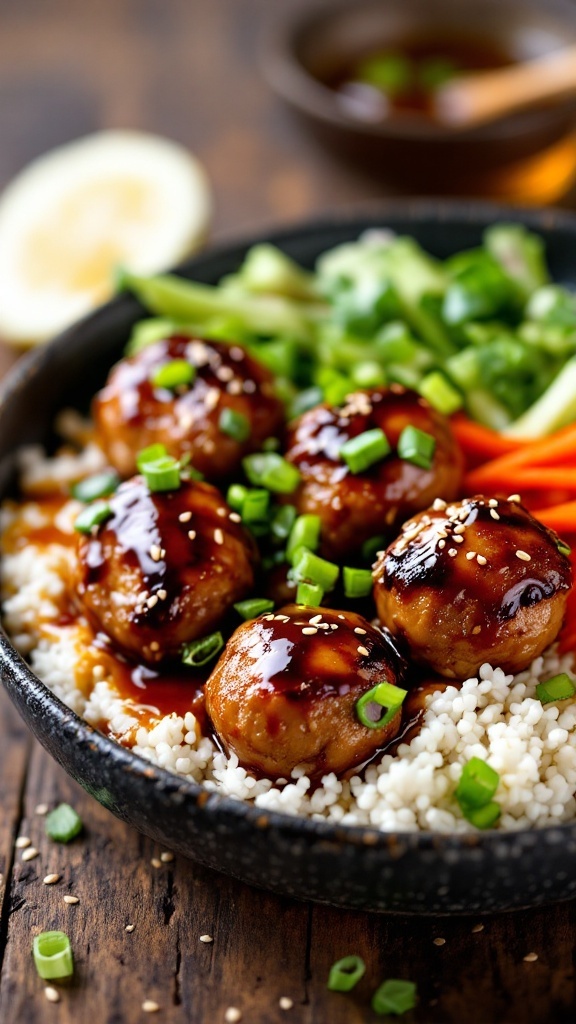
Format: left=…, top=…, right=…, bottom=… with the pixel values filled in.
left=362, top=535, right=387, bottom=564
left=181, top=631, right=224, bottom=667
left=292, top=547, right=339, bottom=592
left=234, top=598, right=275, bottom=620
left=355, top=682, right=407, bottom=730
left=397, top=425, right=436, bottom=470
left=371, top=978, right=417, bottom=1016
left=33, top=931, right=73, bottom=980
left=45, top=803, right=83, bottom=843
left=455, top=757, right=500, bottom=810
left=350, top=361, right=387, bottom=389
left=462, top=801, right=502, bottom=830
left=241, top=488, right=270, bottom=523
left=340, top=428, right=391, bottom=474
left=343, top=567, right=373, bottom=599
left=262, top=436, right=281, bottom=452
left=536, top=672, right=576, bottom=704
left=151, top=358, right=195, bottom=390
left=286, top=514, right=321, bottom=563
left=557, top=540, right=572, bottom=557
left=243, top=452, right=301, bottom=494
left=327, top=955, right=366, bottom=992
left=71, top=470, right=120, bottom=503
left=74, top=501, right=112, bottom=534
left=136, top=443, right=182, bottom=492
left=419, top=370, right=463, bottom=415
left=296, top=581, right=324, bottom=606
left=227, top=483, right=248, bottom=511
left=136, top=443, right=169, bottom=467
left=140, top=456, right=181, bottom=492
left=270, top=504, right=297, bottom=542
left=218, top=407, right=251, bottom=442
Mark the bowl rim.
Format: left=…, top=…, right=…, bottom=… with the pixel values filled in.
left=262, top=0, right=576, bottom=143
left=2, top=195, right=576, bottom=854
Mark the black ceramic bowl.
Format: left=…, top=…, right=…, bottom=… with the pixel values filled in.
left=263, top=0, right=576, bottom=202
left=2, top=201, right=576, bottom=915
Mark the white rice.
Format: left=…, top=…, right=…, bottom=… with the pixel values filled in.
left=3, top=445, right=576, bottom=833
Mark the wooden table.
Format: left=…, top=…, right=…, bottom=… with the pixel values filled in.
left=0, top=2, right=575, bottom=1021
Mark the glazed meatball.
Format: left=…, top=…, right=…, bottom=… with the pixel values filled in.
left=93, top=335, right=284, bottom=480
left=284, top=385, right=463, bottom=560
left=205, top=604, right=406, bottom=779
left=74, top=476, right=256, bottom=663
left=373, top=495, right=572, bottom=679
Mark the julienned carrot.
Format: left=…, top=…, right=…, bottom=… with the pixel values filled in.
left=464, top=420, right=576, bottom=491
left=531, top=501, right=576, bottom=533
left=450, top=414, right=527, bottom=460
left=465, top=468, right=576, bottom=494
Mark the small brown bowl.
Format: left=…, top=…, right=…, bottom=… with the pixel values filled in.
left=263, top=0, right=576, bottom=202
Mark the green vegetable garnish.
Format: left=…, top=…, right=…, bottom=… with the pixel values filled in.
left=74, top=501, right=113, bottom=534
left=151, top=358, right=195, bottom=390
left=45, top=803, right=83, bottom=844
left=340, top=428, right=391, bottom=474
left=71, top=470, right=120, bottom=503
left=218, top=407, right=251, bottom=442
left=536, top=673, right=576, bottom=705
left=371, top=979, right=417, bottom=1016
left=33, top=932, right=73, bottom=980
left=327, top=955, right=366, bottom=992
left=181, top=631, right=224, bottom=668
left=355, top=682, right=407, bottom=730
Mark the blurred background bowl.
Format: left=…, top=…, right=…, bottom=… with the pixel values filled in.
left=263, top=0, right=576, bottom=204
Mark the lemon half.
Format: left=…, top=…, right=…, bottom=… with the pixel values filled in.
left=0, top=131, right=212, bottom=346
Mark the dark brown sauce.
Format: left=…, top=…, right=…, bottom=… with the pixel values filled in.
left=92, top=633, right=209, bottom=733
left=330, top=32, right=514, bottom=120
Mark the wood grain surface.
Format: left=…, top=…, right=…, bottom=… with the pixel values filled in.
left=0, top=2, right=576, bottom=1022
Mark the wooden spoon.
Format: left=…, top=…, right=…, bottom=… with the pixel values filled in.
left=435, top=45, right=576, bottom=129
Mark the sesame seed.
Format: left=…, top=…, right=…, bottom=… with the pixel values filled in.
left=160, top=548, right=166, bottom=559
left=432, top=498, right=447, bottom=511
left=279, top=997, right=294, bottom=1010
left=523, top=952, right=538, bottom=963
left=15, top=836, right=31, bottom=849
left=125, top=924, right=135, bottom=932
left=433, top=937, right=446, bottom=946
left=22, top=847, right=39, bottom=862
left=309, top=614, right=323, bottom=625
left=43, top=874, right=60, bottom=885
left=453, top=524, right=465, bottom=534
left=63, top=895, right=79, bottom=905
left=204, top=387, right=220, bottom=411
left=45, top=987, right=60, bottom=1004
left=150, top=544, right=162, bottom=562
left=488, top=499, right=499, bottom=508
left=508, top=493, right=521, bottom=502
left=149, top=641, right=160, bottom=652
left=199, top=934, right=213, bottom=943
left=188, top=530, right=197, bottom=540
left=227, top=380, right=243, bottom=396
left=448, top=548, right=458, bottom=557
left=476, top=554, right=487, bottom=565
left=142, top=1000, right=160, bottom=1013
left=302, top=627, right=317, bottom=635
left=225, top=1010, right=242, bottom=1023
left=214, top=529, right=224, bottom=545
left=438, top=539, right=446, bottom=549
left=157, top=589, right=167, bottom=601
left=471, top=923, right=484, bottom=933
left=230, top=347, right=244, bottom=361
left=243, top=380, right=256, bottom=394
left=354, top=627, right=367, bottom=635
left=516, top=550, right=531, bottom=562
left=217, top=507, right=227, bottom=517
left=147, top=595, right=158, bottom=609
left=160, top=851, right=174, bottom=863
left=357, top=645, right=370, bottom=657
left=217, top=365, right=234, bottom=382
left=179, top=511, right=193, bottom=523
left=229, top=512, right=241, bottom=523
left=472, top=625, right=482, bottom=634
left=151, top=858, right=162, bottom=869
left=453, top=535, right=464, bottom=543
left=466, top=551, right=477, bottom=560
left=93, top=665, right=105, bottom=680
left=437, top=530, right=448, bottom=538
left=35, top=804, right=49, bottom=816
left=490, top=509, right=500, bottom=520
